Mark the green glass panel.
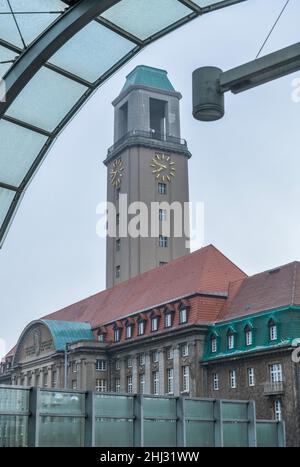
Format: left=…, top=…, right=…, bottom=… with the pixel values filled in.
left=0, top=388, right=29, bottom=413
left=38, top=416, right=84, bottom=447
left=0, top=120, right=47, bottom=186
left=186, top=420, right=215, bottom=447
left=143, top=397, right=176, bottom=418
left=39, top=391, right=85, bottom=415
left=0, top=415, right=28, bottom=447
left=144, top=420, right=177, bottom=447
left=50, top=21, right=135, bottom=83
left=222, top=402, right=248, bottom=420
left=256, top=422, right=278, bottom=447
left=94, top=394, right=134, bottom=418
left=185, top=400, right=214, bottom=419
left=95, top=419, right=134, bottom=447
left=7, top=67, right=87, bottom=132
left=101, top=0, right=192, bottom=40
left=223, top=421, right=248, bottom=447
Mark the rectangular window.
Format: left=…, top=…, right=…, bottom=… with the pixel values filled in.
left=96, top=379, right=107, bottom=392
left=270, top=325, right=278, bottom=341
left=159, top=235, right=168, bottom=248
left=158, top=182, right=167, bottom=195
left=182, top=366, right=190, bottom=392
left=43, top=373, right=48, bottom=388
left=270, top=364, right=283, bottom=382
left=165, top=313, right=172, bottom=328
left=115, top=360, right=120, bottom=371
left=72, top=380, right=77, bottom=390
left=211, top=338, right=217, bottom=353
left=159, top=209, right=167, bottom=221
left=96, top=359, right=107, bottom=371
left=152, top=350, right=159, bottom=363
left=167, top=368, right=174, bottom=394
left=97, top=333, right=105, bottom=343
left=116, top=265, right=121, bottom=279
left=127, top=376, right=133, bottom=394
left=229, top=370, right=237, bottom=389
left=166, top=347, right=173, bottom=360
left=248, top=368, right=255, bottom=387
left=213, top=373, right=219, bottom=391
left=228, top=334, right=235, bottom=350
left=116, top=238, right=121, bottom=252
left=181, top=343, right=189, bottom=357
left=138, top=320, right=145, bottom=335
left=274, top=400, right=282, bottom=421
left=127, top=357, right=133, bottom=368
left=114, top=328, right=121, bottom=342
left=139, top=374, right=145, bottom=394
left=72, top=362, right=77, bottom=373
left=115, top=378, right=120, bottom=393
left=179, top=308, right=187, bottom=324
left=246, top=330, right=253, bottom=346
left=153, top=371, right=159, bottom=395
left=151, top=317, right=159, bottom=332
left=139, top=353, right=145, bottom=367
left=126, top=325, right=132, bottom=339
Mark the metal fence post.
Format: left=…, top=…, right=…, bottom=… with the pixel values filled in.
left=85, top=391, right=95, bottom=447
left=247, top=401, right=257, bottom=447
left=133, top=394, right=144, bottom=447
left=277, top=421, right=286, bottom=447
left=214, top=399, right=223, bottom=447
left=28, top=387, right=39, bottom=447
left=176, top=396, right=186, bottom=447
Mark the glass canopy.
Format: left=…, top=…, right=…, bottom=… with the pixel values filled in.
left=0, top=0, right=247, bottom=246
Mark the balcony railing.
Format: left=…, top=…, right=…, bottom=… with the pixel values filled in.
left=107, top=130, right=188, bottom=156
left=263, top=381, right=285, bottom=395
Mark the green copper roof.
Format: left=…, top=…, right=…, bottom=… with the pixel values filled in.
left=42, top=320, right=93, bottom=351
left=122, top=65, right=175, bottom=93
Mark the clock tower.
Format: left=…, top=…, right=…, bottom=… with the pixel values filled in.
left=104, top=66, right=191, bottom=288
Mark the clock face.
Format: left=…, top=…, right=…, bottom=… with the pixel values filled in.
left=150, top=153, right=176, bottom=182
left=110, top=158, right=124, bottom=188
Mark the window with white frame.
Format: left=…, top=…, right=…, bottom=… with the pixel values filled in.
left=158, top=182, right=167, bottom=195
left=213, top=373, right=219, bottom=391
left=139, top=374, right=145, bottom=394
left=96, top=359, right=107, bottom=371
left=211, top=337, right=217, bottom=353
left=274, top=400, right=282, bottom=421
left=126, top=324, right=133, bottom=339
left=166, top=347, right=173, bottom=360
left=127, top=376, right=133, bottom=394
left=114, top=328, right=121, bottom=342
left=269, top=322, right=278, bottom=341
left=248, top=368, right=255, bottom=386
left=270, top=363, right=283, bottom=382
left=127, top=357, right=133, bottom=368
left=151, top=317, right=159, bottom=332
left=152, top=350, right=159, bottom=363
left=153, top=371, right=159, bottom=395
left=167, top=368, right=174, bottom=394
left=182, top=366, right=190, bottom=392
left=97, top=333, right=105, bottom=343
left=115, top=360, right=120, bottom=371
left=138, top=320, right=145, bottom=335
left=181, top=343, right=189, bottom=357
left=159, top=235, right=168, bottom=248
left=228, top=333, right=235, bottom=350
left=115, top=378, right=120, bottom=393
left=165, top=313, right=172, bottom=328
left=179, top=308, right=187, bottom=324
left=95, top=379, right=107, bottom=392
left=245, top=329, right=252, bottom=346
left=139, top=353, right=145, bottom=366
left=229, top=369, right=237, bottom=389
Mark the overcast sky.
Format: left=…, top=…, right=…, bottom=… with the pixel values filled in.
left=1, top=0, right=300, bottom=358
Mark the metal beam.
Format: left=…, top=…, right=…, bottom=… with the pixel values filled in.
left=193, top=41, right=300, bottom=121
left=0, top=0, right=121, bottom=117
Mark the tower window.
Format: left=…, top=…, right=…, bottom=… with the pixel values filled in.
left=116, top=238, right=121, bottom=251
left=119, top=101, right=128, bottom=138
left=159, top=209, right=167, bottom=221
left=158, top=182, right=167, bottom=195
left=159, top=235, right=168, bottom=248
left=150, top=98, right=167, bottom=139
left=116, top=265, right=121, bottom=278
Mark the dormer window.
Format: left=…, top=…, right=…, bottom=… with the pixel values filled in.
left=126, top=324, right=133, bottom=339
left=244, top=325, right=253, bottom=346
left=151, top=316, right=159, bottom=332
left=269, top=319, right=278, bottom=341
left=138, top=319, right=145, bottom=336
left=114, top=327, right=121, bottom=343
left=165, top=312, right=172, bottom=328
left=97, top=333, right=105, bottom=343
left=211, top=337, right=217, bottom=353
left=179, top=307, right=188, bottom=324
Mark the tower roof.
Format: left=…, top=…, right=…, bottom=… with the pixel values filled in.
left=122, top=65, right=175, bottom=93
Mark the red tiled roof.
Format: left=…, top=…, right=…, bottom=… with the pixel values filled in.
left=43, top=245, right=247, bottom=328
left=217, top=261, right=300, bottom=322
